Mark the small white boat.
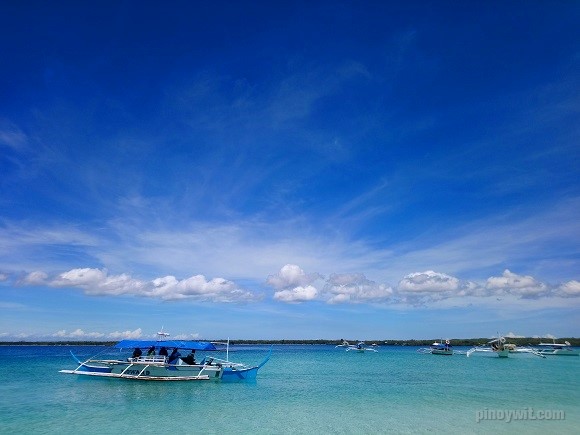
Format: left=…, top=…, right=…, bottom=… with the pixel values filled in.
left=467, top=337, right=509, bottom=358
left=60, top=338, right=271, bottom=381
left=336, top=340, right=378, bottom=353
left=417, top=339, right=453, bottom=355
left=535, top=339, right=579, bottom=356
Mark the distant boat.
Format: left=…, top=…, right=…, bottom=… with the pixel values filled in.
left=417, top=339, right=453, bottom=356
left=467, top=337, right=509, bottom=358
left=60, top=336, right=271, bottom=381
left=157, top=326, right=170, bottom=338
left=336, top=340, right=378, bottom=353
left=535, top=339, right=579, bottom=356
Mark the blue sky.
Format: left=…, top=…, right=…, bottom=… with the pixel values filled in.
left=1, top=1, right=579, bottom=341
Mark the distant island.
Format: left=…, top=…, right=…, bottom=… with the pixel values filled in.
left=1, top=337, right=579, bottom=346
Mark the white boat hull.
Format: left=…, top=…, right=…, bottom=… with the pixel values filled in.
left=431, top=349, right=453, bottom=355
left=467, top=348, right=509, bottom=358
left=537, top=349, right=579, bottom=356
left=535, top=340, right=579, bottom=356
left=61, top=347, right=272, bottom=381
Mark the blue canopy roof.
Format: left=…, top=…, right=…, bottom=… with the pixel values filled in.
left=115, top=340, right=218, bottom=351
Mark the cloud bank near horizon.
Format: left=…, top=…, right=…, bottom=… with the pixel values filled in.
left=0, top=327, right=566, bottom=341
left=10, top=265, right=580, bottom=308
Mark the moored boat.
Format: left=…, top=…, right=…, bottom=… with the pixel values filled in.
left=467, top=337, right=509, bottom=358
left=60, top=338, right=271, bottom=381
left=336, top=340, right=378, bottom=352
left=417, top=339, right=453, bottom=355
left=431, top=339, right=453, bottom=355
left=535, top=339, right=579, bottom=356
left=346, top=341, right=378, bottom=352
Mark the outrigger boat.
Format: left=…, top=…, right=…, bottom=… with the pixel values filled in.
left=60, top=338, right=271, bottom=381
left=467, top=335, right=547, bottom=359
left=535, top=339, right=579, bottom=356
left=336, top=340, right=378, bottom=353
left=467, top=337, right=510, bottom=358
left=417, top=339, right=454, bottom=355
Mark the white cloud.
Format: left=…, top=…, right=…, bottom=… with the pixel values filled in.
left=108, top=328, right=143, bottom=339
left=53, top=268, right=107, bottom=287
left=22, top=268, right=259, bottom=303
left=324, top=273, right=393, bottom=304
left=51, top=268, right=147, bottom=297
left=21, top=271, right=49, bottom=285
left=268, top=264, right=322, bottom=303
left=398, top=271, right=460, bottom=293
left=14, top=263, right=580, bottom=310
left=266, top=264, right=321, bottom=290
left=151, top=274, right=258, bottom=302
left=274, top=285, right=318, bottom=302
left=53, top=329, right=106, bottom=339
left=556, top=280, right=580, bottom=297
left=486, top=269, right=548, bottom=298
left=504, top=332, right=525, bottom=338
left=173, top=333, right=201, bottom=340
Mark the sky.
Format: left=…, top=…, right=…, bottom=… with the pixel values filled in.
left=1, top=1, right=579, bottom=341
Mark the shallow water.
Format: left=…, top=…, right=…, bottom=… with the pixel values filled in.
left=0, top=345, right=578, bottom=434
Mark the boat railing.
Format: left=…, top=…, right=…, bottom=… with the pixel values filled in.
left=130, top=355, right=168, bottom=364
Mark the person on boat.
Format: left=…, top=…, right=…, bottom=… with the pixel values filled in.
left=147, top=345, right=156, bottom=356
left=132, top=348, right=142, bottom=358
left=168, top=348, right=181, bottom=364
left=181, top=350, right=196, bottom=365
left=159, top=347, right=168, bottom=357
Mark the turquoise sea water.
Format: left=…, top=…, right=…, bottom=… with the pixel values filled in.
left=0, top=344, right=578, bottom=434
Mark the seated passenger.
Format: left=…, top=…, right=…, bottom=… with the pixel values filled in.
left=132, top=348, right=143, bottom=359
left=181, top=350, right=196, bottom=365
left=147, top=345, right=156, bottom=356
left=159, top=347, right=168, bottom=357
left=167, top=348, right=181, bottom=364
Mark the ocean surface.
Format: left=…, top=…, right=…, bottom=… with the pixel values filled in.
left=0, top=344, right=578, bottom=434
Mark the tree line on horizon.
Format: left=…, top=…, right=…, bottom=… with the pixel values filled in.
left=1, top=337, right=579, bottom=346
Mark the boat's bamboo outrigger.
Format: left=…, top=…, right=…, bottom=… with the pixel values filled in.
left=60, top=336, right=271, bottom=381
